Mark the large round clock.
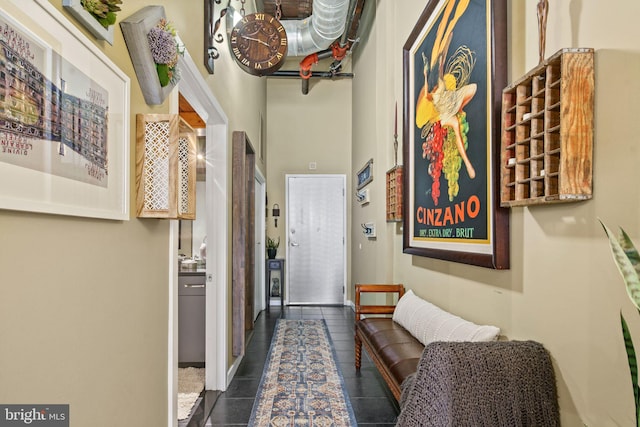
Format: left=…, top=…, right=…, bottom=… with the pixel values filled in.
left=229, top=13, right=288, bottom=76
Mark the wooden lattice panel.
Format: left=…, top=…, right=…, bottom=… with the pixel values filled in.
left=136, top=114, right=181, bottom=218
left=177, top=118, right=196, bottom=219
left=142, top=120, right=172, bottom=212
left=136, top=114, right=197, bottom=219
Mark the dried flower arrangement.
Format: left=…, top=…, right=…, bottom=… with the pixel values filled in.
left=80, top=0, right=122, bottom=29
left=147, top=19, right=184, bottom=87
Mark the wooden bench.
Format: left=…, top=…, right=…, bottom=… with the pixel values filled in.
left=354, top=283, right=423, bottom=400
left=354, top=284, right=560, bottom=424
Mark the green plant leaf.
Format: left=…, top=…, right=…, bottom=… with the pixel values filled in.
left=266, top=236, right=280, bottom=249
left=601, top=220, right=640, bottom=310
left=105, top=11, right=117, bottom=25
left=156, top=63, right=170, bottom=87
left=96, top=16, right=110, bottom=28
left=621, top=313, right=640, bottom=426
left=621, top=228, right=640, bottom=279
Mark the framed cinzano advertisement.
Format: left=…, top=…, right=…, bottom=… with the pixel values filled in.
left=402, top=0, right=509, bottom=269
left=0, top=0, right=130, bottom=220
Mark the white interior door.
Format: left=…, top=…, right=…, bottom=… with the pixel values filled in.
left=286, top=175, right=346, bottom=305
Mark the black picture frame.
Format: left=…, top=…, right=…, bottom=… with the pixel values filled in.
left=402, top=0, right=509, bottom=269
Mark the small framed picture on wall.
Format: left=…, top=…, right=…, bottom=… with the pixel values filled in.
left=356, top=158, right=373, bottom=190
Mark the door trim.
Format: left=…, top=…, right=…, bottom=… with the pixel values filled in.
left=169, top=50, right=229, bottom=427
left=285, top=174, right=347, bottom=305
left=254, top=168, right=266, bottom=317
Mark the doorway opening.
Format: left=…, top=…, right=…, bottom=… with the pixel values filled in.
left=170, top=51, right=229, bottom=427
left=176, top=110, right=207, bottom=424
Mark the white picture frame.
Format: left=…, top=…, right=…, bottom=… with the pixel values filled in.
left=62, top=0, right=115, bottom=45
left=356, top=188, right=370, bottom=205
left=0, top=0, right=130, bottom=220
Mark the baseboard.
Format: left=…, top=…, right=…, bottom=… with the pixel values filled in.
left=226, top=353, right=242, bottom=387
left=345, top=299, right=355, bottom=311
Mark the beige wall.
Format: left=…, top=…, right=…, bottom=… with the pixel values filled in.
left=351, top=1, right=640, bottom=425
left=4, top=0, right=638, bottom=425
left=0, top=0, right=266, bottom=425
left=265, top=78, right=352, bottom=270
left=0, top=213, right=170, bottom=427
left=351, top=1, right=396, bottom=292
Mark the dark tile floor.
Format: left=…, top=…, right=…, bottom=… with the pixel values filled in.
left=199, top=305, right=399, bottom=426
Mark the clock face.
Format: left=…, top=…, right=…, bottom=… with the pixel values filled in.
left=229, top=13, right=288, bottom=76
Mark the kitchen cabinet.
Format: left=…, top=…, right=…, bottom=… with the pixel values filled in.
left=178, top=272, right=205, bottom=365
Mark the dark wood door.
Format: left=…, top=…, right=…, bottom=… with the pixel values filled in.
left=232, top=131, right=255, bottom=357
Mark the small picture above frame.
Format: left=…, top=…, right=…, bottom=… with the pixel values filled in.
left=356, top=188, right=370, bottom=205
left=62, top=0, right=115, bottom=45
left=356, top=158, right=373, bottom=190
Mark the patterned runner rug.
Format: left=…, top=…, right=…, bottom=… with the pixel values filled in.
left=248, top=319, right=357, bottom=426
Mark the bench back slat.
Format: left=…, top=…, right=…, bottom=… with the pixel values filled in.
left=355, top=283, right=405, bottom=320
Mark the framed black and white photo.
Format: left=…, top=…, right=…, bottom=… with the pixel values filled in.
left=356, top=158, right=373, bottom=190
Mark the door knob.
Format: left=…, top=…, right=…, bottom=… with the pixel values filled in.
left=290, top=242, right=299, bottom=247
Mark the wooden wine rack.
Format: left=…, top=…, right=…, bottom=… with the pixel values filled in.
left=500, top=48, right=594, bottom=207
left=386, top=166, right=403, bottom=222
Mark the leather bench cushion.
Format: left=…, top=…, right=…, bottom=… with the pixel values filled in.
left=357, top=318, right=423, bottom=385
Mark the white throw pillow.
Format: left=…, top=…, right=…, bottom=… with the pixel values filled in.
left=392, top=289, right=500, bottom=346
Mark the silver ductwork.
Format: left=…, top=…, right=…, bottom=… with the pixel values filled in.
left=282, top=0, right=350, bottom=57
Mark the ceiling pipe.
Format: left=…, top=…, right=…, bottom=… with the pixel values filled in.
left=297, top=42, right=350, bottom=94
left=300, top=49, right=334, bottom=79
left=270, top=67, right=354, bottom=95
left=339, top=0, right=360, bottom=47
left=271, top=0, right=363, bottom=94
left=271, top=69, right=354, bottom=94
left=281, top=0, right=350, bottom=57
left=330, top=0, right=364, bottom=69
left=299, top=50, right=331, bottom=95
left=271, top=70, right=354, bottom=78
left=294, top=0, right=361, bottom=94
